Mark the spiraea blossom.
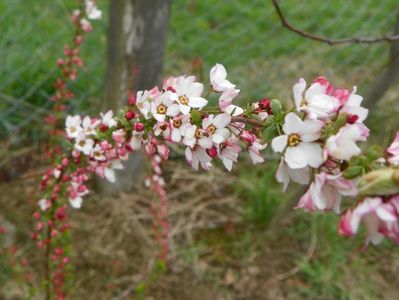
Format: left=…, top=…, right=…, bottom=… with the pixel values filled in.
left=293, top=77, right=340, bottom=119
left=339, top=196, right=399, bottom=245
left=44, top=64, right=399, bottom=249
left=271, top=112, right=324, bottom=169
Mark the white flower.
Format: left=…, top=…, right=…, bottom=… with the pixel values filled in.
left=90, top=144, right=106, bottom=161
left=69, top=197, right=83, bottom=209
left=136, top=90, right=152, bottom=119
left=100, top=110, right=117, bottom=128
left=325, top=123, right=369, bottom=161
left=65, top=115, right=82, bottom=138
left=276, top=158, right=310, bottom=191
left=197, top=113, right=232, bottom=148
left=210, top=63, right=235, bottom=92
left=172, top=76, right=208, bottom=115
left=104, top=160, right=124, bottom=183
left=74, top=134, right=95, bottom=155
left=150, top=91, right=178, bottom=122
left=272, top=112, right=324, bottom=169
left=170, top=115, right=189, bottom=143
left=82, top=116, right=99, bottom=136
left=38, top=199, right=51, bottom=211
left=181, top=123, right=198, bottom=148
left=293, top=78, right=340, bottom=119
left=85, top=0, right=102, bottom=20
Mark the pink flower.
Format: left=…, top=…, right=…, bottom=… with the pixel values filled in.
left=293, top=78, right=340, bottom=119
left=185, top=147, right=212, bottom=170
left=296, top=172, right=357, bottom=213
left=219, top=139, right=241, bottom=171
left=112, top=129, right=125, bottom=144
left=387, top=131, right=399, bottom=165
left=339, top=87, right=368, bottom=123
left=218, top=88, right=243, bottom=117
left=248, top=140, right=267, bottom=165
left=339, top=197, right=399, bottom=245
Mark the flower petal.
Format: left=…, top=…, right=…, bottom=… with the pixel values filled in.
left=271, top=135, right=287, bottom=153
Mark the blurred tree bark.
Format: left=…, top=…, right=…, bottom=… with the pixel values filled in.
left=100, top=0, right=171, bottom=193
left=364, top=13, right=399, bottom=109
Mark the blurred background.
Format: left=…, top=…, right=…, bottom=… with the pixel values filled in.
left=1, top=0, right=399, bottom=299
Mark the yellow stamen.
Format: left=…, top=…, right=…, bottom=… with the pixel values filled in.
left=178, top=95, right=189, bottom=105
left=287, top=133, right=301, bottom=147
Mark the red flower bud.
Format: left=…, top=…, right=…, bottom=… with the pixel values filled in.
left=125, top=110, right=136, bottom=120
left=99, top=124, right=109, bottom=132
left=347, top=114, right=359, bottom=124
left=167, top=86, right=176, bottom=93
left=258, top=98, right=272, bottom=114
left=206, top=147, right=218, bottom=158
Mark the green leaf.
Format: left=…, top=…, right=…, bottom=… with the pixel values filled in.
left=190, top=109, right=202, bottom=125
left=343, top=165, right=363, bottom=179
left=270, top=99, right=282, bottom=115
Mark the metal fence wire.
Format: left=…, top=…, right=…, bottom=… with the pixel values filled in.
left=1, top=0, right=399, bottom=143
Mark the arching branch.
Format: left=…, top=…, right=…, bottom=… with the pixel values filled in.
left=272, top=0, right=399, bottom=45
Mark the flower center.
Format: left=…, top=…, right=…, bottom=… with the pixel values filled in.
left=173, top=119, right=182, bottom=128
left=300, top=98, right=307, bottom=106
left=195, top=129, right=203, bottom=139
left=287, top=133, right=301, bottom=147
left=178, top=95, right=189, bottom=105
left=157, top=104, right=166, bottom=114
left=79, top=140, right=86, bottom=147
left=207, top=125, right=216, bottom=134
left=70, top=127, right=76, bottom=133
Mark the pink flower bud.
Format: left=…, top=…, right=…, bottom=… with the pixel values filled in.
left=128, top=95, right=136, bottom=106
left=134, top=122, right=145, bottom=132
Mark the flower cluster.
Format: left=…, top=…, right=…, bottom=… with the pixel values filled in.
left=272, top=77, right=368, bottom=211
left=42, top=64, right=399, bottom=259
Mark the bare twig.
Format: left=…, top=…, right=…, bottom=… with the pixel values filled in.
left=272, top=0, right=399, bottom=45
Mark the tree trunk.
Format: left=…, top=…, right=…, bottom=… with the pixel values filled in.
left=101, top=0, right=172, bottom=193
left=363, top=13, right=399, bottom=109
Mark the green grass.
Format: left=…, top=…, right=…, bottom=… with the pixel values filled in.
left=1, top=0, right=398, bottom=138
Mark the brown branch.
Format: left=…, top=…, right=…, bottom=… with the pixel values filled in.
left=231, top=116, right=266, bottom=127
left=271, top=0, right=399, bottom=45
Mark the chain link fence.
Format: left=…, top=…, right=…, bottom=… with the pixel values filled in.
left=1, top=0, right=398, bottom=143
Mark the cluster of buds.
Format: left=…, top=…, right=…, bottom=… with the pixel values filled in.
left=45, top=2, right=102, bottom=137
